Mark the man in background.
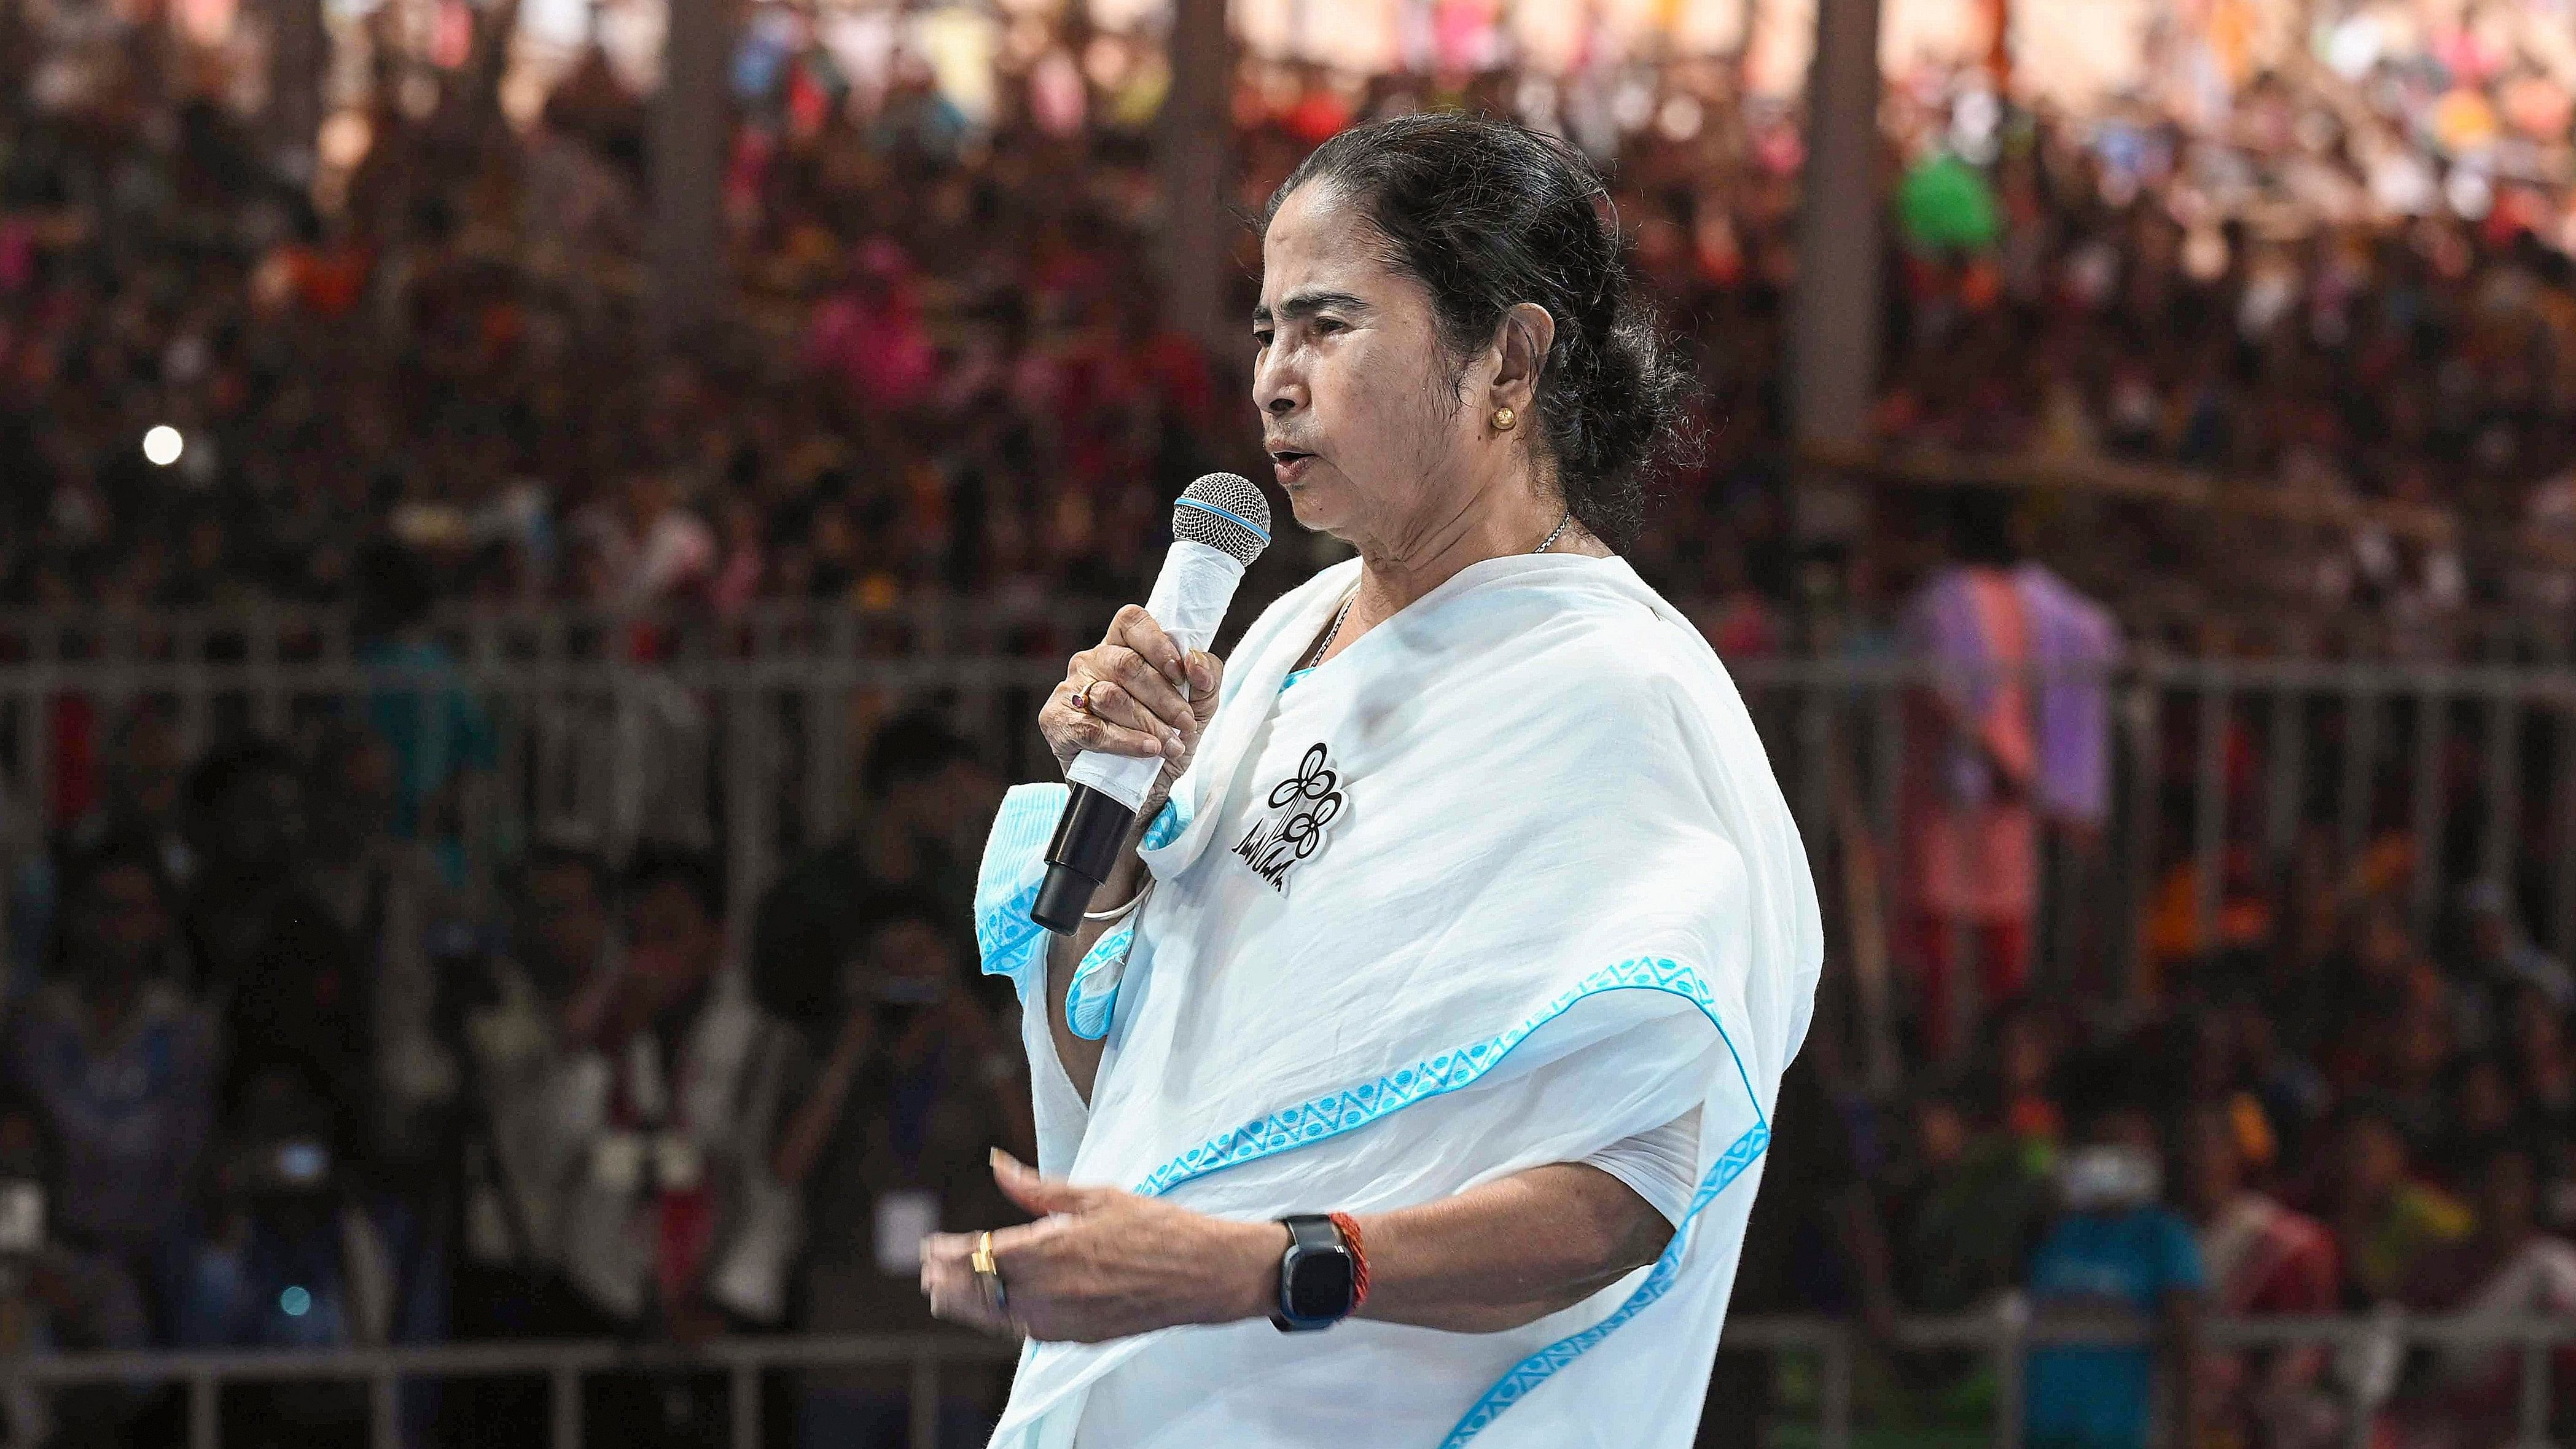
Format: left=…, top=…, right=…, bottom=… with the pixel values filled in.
left=754, top=711, right=999, bottom=1039
left=6, top=835, right=216, bottom=1329
left=1899, top=490, right=2116, bottom=1061
left=557, top=845, right=802, bottom=1446
left=2021, top=1102, right=2206, bottom=1449
left=442, top=834, right=620, bottom=1446
left=463, top=832, right=621, bottom=1287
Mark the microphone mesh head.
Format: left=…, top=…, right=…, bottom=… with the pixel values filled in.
left=1172, top=473, right=1271, bottom=566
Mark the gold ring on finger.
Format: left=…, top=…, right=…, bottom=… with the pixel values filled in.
left=971, top=1230, right=1009, bottom=1311
left=1069, top=679, right=1097, bottom=715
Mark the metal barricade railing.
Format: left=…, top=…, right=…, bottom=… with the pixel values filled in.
left=7, top=584, right=2570, bottom=675
left=4, top=1311, right=2563, bottom=1449
left=9, top=651, right=2576, bottom=1052
left=0, top=1332, right=1022, bottom=1449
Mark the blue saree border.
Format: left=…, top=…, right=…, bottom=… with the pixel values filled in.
left=1131, top=956, right=1763, bottom=1197
left=1437, top=1116, right=1769, bottom=1447
left=1124, top=953, right=1770, bottom=1447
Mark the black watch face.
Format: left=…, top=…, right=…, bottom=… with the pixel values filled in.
left=1286, top=1248, right=1354, bottom=1320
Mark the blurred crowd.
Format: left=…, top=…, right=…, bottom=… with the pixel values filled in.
left=1725, top=876, right=2576, bottom=1449
left=0, top=692, right=1029, bottom=1448
left=7, top=1, right=2576, bottom=644
left=0, top=10, right=1242, bottom=625
left=0, top=662, right=2568, bottom=1447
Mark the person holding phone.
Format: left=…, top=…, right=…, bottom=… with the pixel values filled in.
left=178, top=1064, right=415, bottom=1449
left=775, top=908, right=1032, bottom=1446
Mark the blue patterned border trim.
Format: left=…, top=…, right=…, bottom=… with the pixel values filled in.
left=1131, top=953, right=1762, bottom=1198
left=975, top=873, right=1049, bottom=1002
left=1437, top=1118, right=1770, bottom=1447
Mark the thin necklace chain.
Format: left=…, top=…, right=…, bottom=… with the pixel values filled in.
left=1306, top=598, right=1356, bottom=670
left=1304, top=510, right=1574, bottom=670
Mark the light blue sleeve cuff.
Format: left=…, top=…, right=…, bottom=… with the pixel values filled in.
left=974, top=783, right=1066, bottom=1007
left=1064, top=923, right=1134, bottom=1041
left=973, top=785, right=1190, bottom=1020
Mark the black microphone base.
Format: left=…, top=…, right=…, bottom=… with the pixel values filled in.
left=1032, top=784, right=1139, bottom=934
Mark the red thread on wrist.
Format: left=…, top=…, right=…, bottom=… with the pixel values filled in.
left=1329, top=1211, right=1369, bottom=1312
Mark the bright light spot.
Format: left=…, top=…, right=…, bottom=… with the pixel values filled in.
left=1657, top=95, right=1704, bottom=143
left=142, top=426, right=184, bottom=467
left=2326, top=17, right=2383, bottom=80
left=2447, top=168, right=2494, bottom=221
left=318, top=111, right=373, bottom=173
left=1610, top=79, right=1655, bottom=133
left=279, top=1286, right=311, bottom=1318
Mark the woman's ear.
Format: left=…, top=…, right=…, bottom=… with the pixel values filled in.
left=1488, top=302, right=1557, bottom=416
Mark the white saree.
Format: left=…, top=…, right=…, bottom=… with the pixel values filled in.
left=972, top=552, right=1824, bottom=1448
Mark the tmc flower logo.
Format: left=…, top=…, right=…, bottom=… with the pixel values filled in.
left=1234, top=743, right=1345, bottom=891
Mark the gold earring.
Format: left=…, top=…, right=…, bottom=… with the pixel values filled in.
left=1492, top=407, right=1516, bottom=432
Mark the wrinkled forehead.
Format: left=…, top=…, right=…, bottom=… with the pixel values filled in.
left=1258, top=183, right=1397, bottom=310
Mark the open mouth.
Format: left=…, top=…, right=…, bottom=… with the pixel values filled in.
left=1268, top=448, right=1316, bottom=480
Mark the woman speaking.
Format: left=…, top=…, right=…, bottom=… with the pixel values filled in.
left=926, top=113, right=1823, bottom=1447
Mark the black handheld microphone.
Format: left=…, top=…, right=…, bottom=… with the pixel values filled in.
left=1031, top=473, right=1271, bottom=934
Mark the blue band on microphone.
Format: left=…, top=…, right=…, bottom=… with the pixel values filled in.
left=1176, top=497, right=1271, bottom=544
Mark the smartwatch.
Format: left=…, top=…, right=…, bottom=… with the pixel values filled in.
left=1270, top=1214, right=1356, bottom=1332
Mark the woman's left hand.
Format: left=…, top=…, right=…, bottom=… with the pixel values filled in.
left=921, top=1152, right=1281, bottom=1342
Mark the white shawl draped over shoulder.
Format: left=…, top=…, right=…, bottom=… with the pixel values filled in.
left=972, top=552, right=1823, bottom=1449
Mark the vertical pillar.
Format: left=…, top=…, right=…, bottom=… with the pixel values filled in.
left=652, top=0, right=733, bottom=340
left=1790, top=0, right=1883, bottom=540
left=1160, top=0, right=1231, bottom=355
left=266, top=0, right=327, bottom=183
left=1, top=0, right=32, bottom=108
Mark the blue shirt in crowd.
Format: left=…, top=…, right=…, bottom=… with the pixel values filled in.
left=2023, top=1204, right=2205, bottom=1449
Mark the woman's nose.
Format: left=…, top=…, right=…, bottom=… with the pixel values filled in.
left=1254, top=353, right=1305, bottom=416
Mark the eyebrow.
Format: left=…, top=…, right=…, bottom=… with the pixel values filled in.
left=1252, top=290, right=1372, bottom=327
